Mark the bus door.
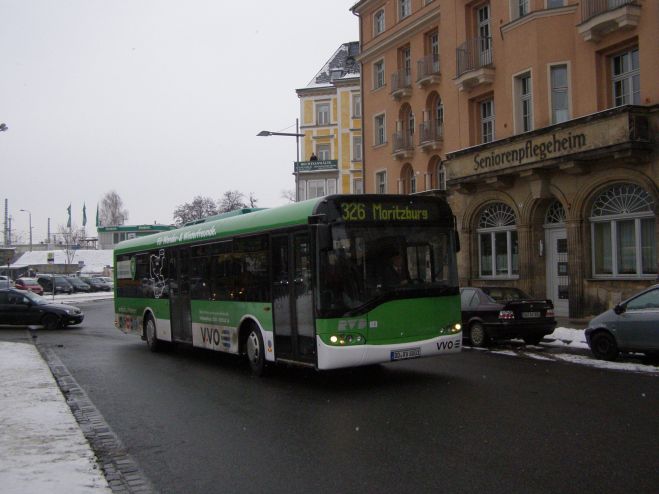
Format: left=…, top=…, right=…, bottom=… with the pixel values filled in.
left=271, top=232, right=315, bottom=364
left=169, top=248, right=192, bottom=343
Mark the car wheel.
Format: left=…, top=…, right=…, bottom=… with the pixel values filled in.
left=245, top=325, right=267, bottom=376
left=523, top=335, right=544, bottom=346
left=469, top=322, right=489, bottom=347
left=590, top=331, right=619, bottom=361
left=42, top=314, right=60, bottom=330
left=144, top=316, right=161, bottom=352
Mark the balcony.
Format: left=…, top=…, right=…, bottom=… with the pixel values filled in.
left=454, top=37, right=495, bottom=92
left=419, top=121, right=443, bottom=152
left=391, top=131, right=414, bottom=160
left=390, top=70, right=412, bottom=100
left=416, top=54, right=440, bottom=88
left=578, top=0, right=640, bottom=42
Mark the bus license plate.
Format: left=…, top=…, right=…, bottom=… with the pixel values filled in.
left=390, top=348, right=421, bottom=361
left=522, top=311, right=540, bottom=318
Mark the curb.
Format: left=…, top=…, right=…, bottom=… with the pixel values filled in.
left=37, top=342, right=157, bottom=494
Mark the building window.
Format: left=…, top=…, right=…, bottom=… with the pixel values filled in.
left=376, top=171, right=387, bottom=194
left=478, top=203, right=519, bottom=278
left=550, top=64, right=569, bottom=124
left=480, top=98, right=495, bottom=143
left=374, top=114, right=386, bottom=146
left=316, top=102, right=330, bottom=125
left=437, top=163, right=446, bottom=190
left=547, top=0, right=564, bottom=7
left=316, top=143, right=331, bottom=161
left=374, top=60, right=385, bottom=89
left=590, top=183, right=656, bottom=277
left=352, top=94, right=361, bottom=118
left=515, top=72, right=533, bottom=133
left=545, top=200, right=566, bottom=224
left=374, top=9, right=385, bottom=35
left=353, top=135, right=362, bottom=161
left=399, top=0, right=411, bottom=20
left=611, top=47, right=640, bottom=107
left=353, top=178, right=363, bottom=194
left=512, top=0, right=529, bottom=20
left=429, top=31, right=439, bottom=72
left=477, top=4, right=492, bottom=65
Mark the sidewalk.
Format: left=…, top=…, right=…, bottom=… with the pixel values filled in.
left=0, top=341, right=111, bottom=494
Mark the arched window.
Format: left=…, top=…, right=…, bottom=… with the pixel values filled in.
left=545, top=200, right=566, bottom=225
left=590, top=183, right=656, bottom=277
left=477, top=203, right=518, bottom=277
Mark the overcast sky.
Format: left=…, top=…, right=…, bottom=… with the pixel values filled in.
left=1, top=0, right=359, bottom=243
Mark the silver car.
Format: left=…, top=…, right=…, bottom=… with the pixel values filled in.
left=585, top=284, right=659, bottom=361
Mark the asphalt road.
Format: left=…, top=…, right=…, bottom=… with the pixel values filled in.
left=2, top=300, right=658, bottom=494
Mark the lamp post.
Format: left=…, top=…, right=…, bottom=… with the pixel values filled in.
left=257, top=119, right=305, bottom=201
left=20, top=209, right=32, bottom=251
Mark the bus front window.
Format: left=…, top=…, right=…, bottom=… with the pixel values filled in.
left=317, top=225, right=458, bottom=317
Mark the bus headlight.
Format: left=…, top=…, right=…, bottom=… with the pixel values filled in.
left=326, top=333, right=365, bottom=346
left=441, top=323, right=462, bottom=334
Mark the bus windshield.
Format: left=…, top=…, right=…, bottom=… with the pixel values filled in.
left=317, top=224, right=458, bottom=317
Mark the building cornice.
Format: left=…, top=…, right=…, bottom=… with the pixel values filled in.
left=357, top=9, right=441, bottom=63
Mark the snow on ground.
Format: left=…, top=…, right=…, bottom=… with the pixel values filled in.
left=0, top=342, right=111, bottom=493
left=487, top=326, right=659, bottom=376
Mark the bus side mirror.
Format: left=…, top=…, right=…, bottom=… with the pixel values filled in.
left=315, top=224, right=332, bottom=251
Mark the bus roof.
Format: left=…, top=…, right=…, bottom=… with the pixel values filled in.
left=114, top=198, right=320, bottom=255
left=114, top=194, right=454, bottom=255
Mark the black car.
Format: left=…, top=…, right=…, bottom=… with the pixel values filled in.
left=66, top=276, right=91, bottom=293
left=80, top=276, right=112, bottom=292
left=460, top=286, right=556, bottom=346
left=37, top=275, right=74, bottom=294
left=0, top=288, right=84, bottom=329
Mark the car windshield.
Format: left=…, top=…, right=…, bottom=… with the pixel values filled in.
left=21, top=279, right=40, bottom=286
left=482, top=287, right=530, bottom=302
left=317, top=224, right=458, bottom=317
left=22, top=290, right=48, bottom=305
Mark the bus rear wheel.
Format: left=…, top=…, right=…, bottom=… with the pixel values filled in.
left=246, top=326, right=266, bottom=376
left=145, top=316, right=161, bottom=352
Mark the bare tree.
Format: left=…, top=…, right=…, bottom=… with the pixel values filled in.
left=281, top=189, right=296, bottom=203
left=218, top=190, right=248, bottom=213
left=173, top=196, right=219, bottom=226
left=248, top=192, right=258, bottom=208
left=99, top=190, right=128, bottom=226
left=57, top=225, right=85, bottom=273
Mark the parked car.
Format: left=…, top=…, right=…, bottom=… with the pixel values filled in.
left=66, top=276, right=91, bottom=293
left=37, top=275, right=74, bottom=294
left=585, top=284, right=659, bottom=361
left=14, top=277, right=45, bottom=295
left=93, top=276, right=114, bottom=289
left=0, top=288, right=84, bottom=329
left=80, top=276, right=112, bottom=292
left=460, top=286, right=556, bottom=346
left=0, top=275, right=14, bottom=287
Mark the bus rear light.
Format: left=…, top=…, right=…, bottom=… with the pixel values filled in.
left=498, top=310, right=515, bottom=320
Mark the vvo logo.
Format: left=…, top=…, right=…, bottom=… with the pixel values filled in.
left=437, top=339, right=461, bottom=351
left=337, top=319, right=367, bottom=331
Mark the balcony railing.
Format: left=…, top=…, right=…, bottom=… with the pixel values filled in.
left=582, top=0, right=635, bottom=22
left=392, top=131, right=414, bottom=158
left=391, top=69, right=412, bottom=98
left=417, top=54, right=440, bottom=86
left=456, top=37, right=493, bottom=77
left=419, top=121, right=443, bottom=150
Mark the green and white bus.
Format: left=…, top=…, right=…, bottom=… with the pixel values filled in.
left=114, top=194, right=462, bottom=374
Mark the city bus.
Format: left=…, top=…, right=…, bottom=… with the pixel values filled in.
left=114, top=194, right=462, bottom=374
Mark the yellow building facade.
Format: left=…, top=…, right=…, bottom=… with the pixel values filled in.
left=351, top=0, right=658, bottom=318
left=295, top=42, right=363, bottom=200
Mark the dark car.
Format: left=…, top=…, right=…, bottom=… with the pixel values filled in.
left=460, top=286, right=556, bottom=346
left=585, top=284, right=659, bottom=361
left=37, top=275, right=74, bottom=294
left=14, top=277, right=45, bottom=296
left=66, top=276, right=91, bottom=293
left=80, top=276, right=112, bottom=292
left=0, top=288, right=84, bottom=329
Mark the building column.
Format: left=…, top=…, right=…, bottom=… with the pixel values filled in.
left=517, top=224, right=533, bottom=296
left=566, top=218, right=585, bottom=318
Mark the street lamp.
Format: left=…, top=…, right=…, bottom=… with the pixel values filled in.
left=20, top=209, right=32, bottom=251
left=256, top=119, right=304, bottom=163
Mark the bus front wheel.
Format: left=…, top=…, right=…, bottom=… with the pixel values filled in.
left=246, top=326, right=266, bottom=376
left=145, top=316, right=161, bottom=352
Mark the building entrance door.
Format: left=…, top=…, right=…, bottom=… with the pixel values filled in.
left=546, top=228, right=569, bottom=317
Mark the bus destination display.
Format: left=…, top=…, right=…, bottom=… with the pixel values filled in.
left=340, top=201, right=432, bottom=222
